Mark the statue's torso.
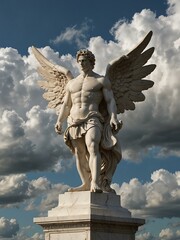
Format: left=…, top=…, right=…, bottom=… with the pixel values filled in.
left=68, top=74, right=104, bottom=119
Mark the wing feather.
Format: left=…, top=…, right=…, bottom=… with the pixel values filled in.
left=128, top=31, right=153, bottom=57
left=106, top=31, right=156, bottom=114
left=37, top=80, right=56, bottom=90
left=129, top=91, right=145, bottom=102
left=32, top=46, right=73, bottom=113
left=130, top=80, right=154, bottom=91
left=134, top=47, right=155, bottom=68
left=132, top=64, right=156, bottom=80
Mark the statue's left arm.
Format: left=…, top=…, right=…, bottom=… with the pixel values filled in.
left=102, top=77, right=120, bottom=131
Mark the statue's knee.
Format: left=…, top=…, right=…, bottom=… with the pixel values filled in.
left=87, top=142, right=99, bottom=154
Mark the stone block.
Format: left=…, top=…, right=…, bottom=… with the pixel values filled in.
left=34, top=191, right=145, bottom=240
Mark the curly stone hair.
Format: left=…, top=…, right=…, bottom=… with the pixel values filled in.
left=76, top=49, right=95, bottom=69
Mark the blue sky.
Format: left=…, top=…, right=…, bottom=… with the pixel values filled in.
left=0, top=0, right=180, bottom=239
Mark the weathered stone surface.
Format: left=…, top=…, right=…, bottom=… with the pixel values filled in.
left=34, top=192, right=145, bottom=240
left=48, top=191, right=131, bottom=218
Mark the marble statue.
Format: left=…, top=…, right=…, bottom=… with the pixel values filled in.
left=32, top=31, right=156, bottom=193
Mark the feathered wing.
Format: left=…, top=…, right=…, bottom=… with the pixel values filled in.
left=105, top=31, right=156, bottom=114
left=32, top=46, right=74, bottom=114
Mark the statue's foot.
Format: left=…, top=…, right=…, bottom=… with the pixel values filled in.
left=101, top=179, right=116, bottom=194
left=90, top=182, right=102, bottom=193
left=103, top=187, right=116, bottom=194
left=68, top=183, right=90, bottom=192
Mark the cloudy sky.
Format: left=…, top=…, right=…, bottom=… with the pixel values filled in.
left=0, top=0, right=180, bottom=239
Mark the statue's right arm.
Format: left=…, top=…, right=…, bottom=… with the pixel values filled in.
left=55, top=84, right=72, bottom=134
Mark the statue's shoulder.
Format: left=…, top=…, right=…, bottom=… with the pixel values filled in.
left=66, top=75, right=80, bottom=87
left=92, top=72, right=105, bottom=82
left=95, top=73, right=110, bottom=87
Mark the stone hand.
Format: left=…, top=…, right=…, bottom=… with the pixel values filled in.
left=55, top=122, right=63, bottom=135
left=110, top=117, right=119, bottom=130
left=110, top=117, right=123, bottom=133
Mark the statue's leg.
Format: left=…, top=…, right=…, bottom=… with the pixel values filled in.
left=85, top=126, right=102, bottom=193
left=68, top=137, right=91, bottom=192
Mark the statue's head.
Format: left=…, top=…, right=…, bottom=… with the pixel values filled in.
left=76, top=49, right=95, bottom=69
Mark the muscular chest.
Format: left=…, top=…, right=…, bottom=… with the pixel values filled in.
left=69, top=77, right=102, bottom=94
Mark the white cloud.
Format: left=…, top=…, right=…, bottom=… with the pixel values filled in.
left=136, top=227, right=180, bottom=240
left=112, top=169, right=180, bottom=218
left=34, top=183, right=69, bottom=212
left=0, top=47, right=76, bottom=175
left=159, top=228, right=180, bottom=240
left=0, top=106, right=72, bottom=174
left=1, top=1, right=180, bottom=240
left=159, top=228, right=174, bottom=240
left=1, top=0, right=180, bottom=174
left=51, top=20, right=92, bottom=48
left=11, top=225, right=44, bottom=240
left=25, top=181, right=69, bottom=213
left=0, top=174, right=69, bottom=209
left=136, top=232, right=154, bottom=240
left=0, top=174, right=29, bottom=205
left=0, top=217, right=19, bottom=238
left=87, top=0, right=180, bottom=161
left=30, top=233, right=44, bottom=240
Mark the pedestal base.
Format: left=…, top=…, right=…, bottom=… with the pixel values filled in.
left=34, top=192, right=145, bottom=240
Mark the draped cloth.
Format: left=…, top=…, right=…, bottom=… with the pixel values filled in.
left=64, top=111, right=122, bottom=192
left=64, top=111, right=104, bottom=153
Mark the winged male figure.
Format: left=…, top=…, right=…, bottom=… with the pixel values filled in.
left=32, top=31, right=156, bottom=193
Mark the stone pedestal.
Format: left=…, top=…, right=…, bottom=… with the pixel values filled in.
left=34, top=191, right=145, bottom=240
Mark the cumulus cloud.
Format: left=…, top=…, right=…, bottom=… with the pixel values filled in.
left=136, top=232, right=154, bottom=240
left=159, top=228, right=180, bottom=240
left=87, top=0, right=180, bottom=161
left=1, top=1, right=180, bottom=239
left=25, top=181, right=69, bottom=212
left=0, top=174, right=69, bottom=209
left=0, top=47, right=77, bottom=175
left=51, top=20, right=92, bottom=48
left=112, top=169, right=180, bottom=218
left=6, top=225, right=44, bottom=240
left=136, top=226, right=180, bottom=240
left=1, top=0, right=180, bottom=173
left=0, top=217, right=19, bottom=238
left=0, top=0, right=180, bottom=174
left=0, top=106, right=72, bottom=175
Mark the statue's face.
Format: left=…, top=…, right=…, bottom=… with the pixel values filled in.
left=78, top=55, right=93, bottom=72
